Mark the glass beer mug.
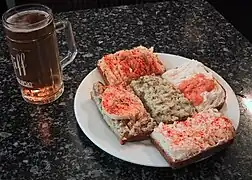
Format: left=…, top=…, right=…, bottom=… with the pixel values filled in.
left=2, top=4, right=77, bottom=104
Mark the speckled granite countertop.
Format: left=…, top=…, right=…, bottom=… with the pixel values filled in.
left=1, top=0, right=252, bottom=179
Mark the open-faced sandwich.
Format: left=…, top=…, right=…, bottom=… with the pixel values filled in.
left=90, top=45, right=236, bottom=168
left=91, top=82, right=157, bottom=145
left=162, top=60, right=226, bottom=112
left=150, top=108, right=235, bottom=169
left=130, top=75, right=196, bottom=124
left=97, top=46, right=166, bottom=85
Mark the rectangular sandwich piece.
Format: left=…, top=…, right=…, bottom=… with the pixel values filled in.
left=130, top=75, right=196, bottom=124
left=91, top=82, right=157, bottom=145
left=150, top=109, right=235, bottom=169
left=97, top=46, right=166, bottom=85
left=162, top=60, right=226, bottom=111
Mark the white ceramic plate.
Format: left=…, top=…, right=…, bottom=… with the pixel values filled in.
left=74, top=53, right=240, bottom=167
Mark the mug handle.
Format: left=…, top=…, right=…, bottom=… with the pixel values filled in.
left=55, top=21, right=77, bottom=69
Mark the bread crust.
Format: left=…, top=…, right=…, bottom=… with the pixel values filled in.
left=150, top=137, right=234, bottom=169
left=214, top=80, right=226, bottom=110
left=97, top=64, right=110, bottom=85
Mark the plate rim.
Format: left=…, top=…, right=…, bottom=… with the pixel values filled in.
left=74, top=52, right=240, bottom=167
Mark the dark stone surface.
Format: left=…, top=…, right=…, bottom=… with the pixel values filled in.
left=1, top=0, right=252, bottom=179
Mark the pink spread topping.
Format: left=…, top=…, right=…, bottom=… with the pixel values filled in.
left=157, top=110, right=234, bottom=150
left=101, top=47, right=165, bottom=85
left=101, top=84, right=145, bottom=119
left=178, top=74, right=215, bottom=106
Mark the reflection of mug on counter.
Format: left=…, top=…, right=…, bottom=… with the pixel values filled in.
left=2, top=4, right=77, bottom=104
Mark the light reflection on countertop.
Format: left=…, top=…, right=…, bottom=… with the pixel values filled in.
left=242, top=95, right=252, bottom=114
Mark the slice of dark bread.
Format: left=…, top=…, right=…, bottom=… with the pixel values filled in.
left=91, top=82, right=157, bottom=145
left=150, top=109, right=235, bottom=169
left=151, top=137, right=234, bottom=169
left=97, top=46, right=166, bottom=85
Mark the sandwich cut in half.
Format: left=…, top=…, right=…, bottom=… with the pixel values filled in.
left=130, top=75, right=196, bottom=124
left=91, top=82, right=157, bottom=145
left=97, top=46, right=166, bottom=85
left=162, top=60, right=226, bottom=112
left=150, top=108, right=236, bottom=169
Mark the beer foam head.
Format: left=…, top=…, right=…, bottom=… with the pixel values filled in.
left=6, top=10, right=51, bottom=32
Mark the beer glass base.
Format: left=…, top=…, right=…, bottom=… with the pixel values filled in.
left=22, top=85, right=64, bottom=105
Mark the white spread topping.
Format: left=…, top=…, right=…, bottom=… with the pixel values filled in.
left=162, top=60, right=212, bottom=86
left=151, top=109, right=235, bottom=161
left=198, top=81, right=225, bottom=111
